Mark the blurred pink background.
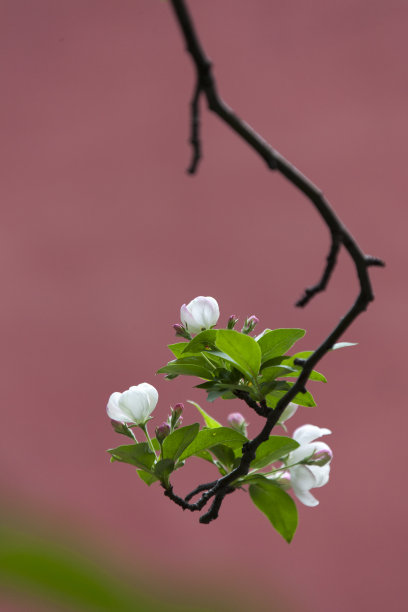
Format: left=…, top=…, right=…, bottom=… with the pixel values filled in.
left=1, top=1, right=407, bottom=610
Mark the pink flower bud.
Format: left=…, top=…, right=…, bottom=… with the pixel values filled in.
left=227, top=412, right=247, bottom=435
left=227, top=315, right=239, bottom=330
left=170, top=403, right=184, bottom=430
left=156, top=422, right=171, bottom=444
left=173, top=324, right=191, bottom=340
left=247, top=315, right=259, bottom=325
left=173, top=403, right=184, bottom=419
left=241, top=315, right=260, bottom=334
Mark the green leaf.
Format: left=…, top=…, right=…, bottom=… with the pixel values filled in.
left=279, top=352, right=327, bottom=383
left=157, top=357, right=214, bottom=380
left=249, top=476, right=298, bottom=542
left=154, top=458, right=175, bottom=485
left=260, top=365, right=297, bottom=382
left=162, top=423, right=200, bottom=462
left=187, top=400, right=222, bottom=428
left=265, top=383, right=316, bottom=408
left=250, top=436, right=299, bottom=469
left=194, top=449, right=215, bottom=464
left=137, top=470, right=159, bottom=486
left=206, top=389, right=228, bottom=402
left=167, top=342, right=190, bottom=358
left=178, top=427, right=247, bottom=461
left=257, top=328, right=305, bottom=363
left=215, top=330, right=261, bottom=380
left=181, top=329, right=218, bottom=354
left=107, top=443, right=156, bottom=471
left=332, top=341, right=357, bottom=350
left=210, top=444, right=236, bottom=468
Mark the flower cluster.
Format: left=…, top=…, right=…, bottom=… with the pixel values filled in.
left=106, top=295, right=339, bottom=540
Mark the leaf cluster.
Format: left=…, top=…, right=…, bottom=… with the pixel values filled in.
left=158, top=328, right=326, bottom=406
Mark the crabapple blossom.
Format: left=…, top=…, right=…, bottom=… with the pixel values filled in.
left=286, top=424, right=333, bottom=507
left=180, top=296, right=220, bottom=335
left=107, top=382, right=158, bottom=426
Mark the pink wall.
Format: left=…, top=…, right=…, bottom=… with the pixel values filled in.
left=1, top=1, right=407, bottom=610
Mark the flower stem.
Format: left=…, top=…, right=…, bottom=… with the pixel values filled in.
left=140, top=423, right=156, bottom=456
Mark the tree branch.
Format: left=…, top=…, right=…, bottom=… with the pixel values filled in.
left=165, top=0, right=384, bottom=524
left=187, top=78, right=202, bottom=173
left=296, top=231, right=342, bottom=307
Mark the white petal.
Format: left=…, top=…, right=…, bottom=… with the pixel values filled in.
left=293, top=487, right=320, bottom=507
left=180, top=303, right=201, bottom=334
left=119, top=388, right=150, bottom=425
left=106, top=392, right=128, bottom=422
left=188, top=296, right=219, bottom=330
left=137, top=382, right=158, bottom=411
left=288, top=441, right=333, bottom=466
left=290, top=464, right=317, bottom=490
left=290, top=465, right=320, bottom=507
left=293, top=424, right=332, bottom=445
left=307, top=464, right=331, bottom=488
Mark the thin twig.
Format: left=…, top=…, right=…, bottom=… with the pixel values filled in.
left=164, top=0, right=384, bottom=524
left=296, top=231, right=342, bottom=307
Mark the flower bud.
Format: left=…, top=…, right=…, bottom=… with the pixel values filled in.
left=173, top=403, right=184, bottom=419
left=227, top=315, right=239, bottom=330
left=110, top=420, right=136, bottom=440
left=156, top=422, right=171, bottom=444
left=170, top=403, right=184, bottom=430
left=307, top=447, right=333, bottom=467
left=227, top=412, right=248, bottom=436
left=173, top=323, right=192, bottom=340
left=241, top=315, right=260, bottom=334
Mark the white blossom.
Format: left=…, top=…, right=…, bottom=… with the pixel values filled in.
left=286, top=424, right=333, bottom=507
left=180, top=296, right=220, bottom=335
left=106, top=382, right=158, bottom=426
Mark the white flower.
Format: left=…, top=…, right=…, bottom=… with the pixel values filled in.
left=286, top=424, right=333, bottom=507
left=180, top=296, right=220, bottom=335
left=106, top=383, right=158, bottom=426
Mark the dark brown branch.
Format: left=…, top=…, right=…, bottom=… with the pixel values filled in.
left=296, top=231, right=342, bottom=307
left=199, top=486, right=235, bottom=524
left=184, top=480, right=218, bottom=502
left=187, top=78, right=202, bottom=173
left=233, top=390, right=270, bottom=417
left=166, top=0, right=384, bottom=524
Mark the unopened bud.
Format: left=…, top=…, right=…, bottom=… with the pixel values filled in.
left=170, top=403, right=184, bottom=430
left=227, top=315, right=239, bottom=330
left=227, top=412, right=247, bottom=436
left=110, top=420, right=135, bottom=440
left=308, top=448, right=333, bottom=467
left=242, top=315, right=260, bottom=334
left=156, top=422, right=171, bottom=444
left=173, top=403, right=184, bottom=419
left=172, top=324, right=192, bottom=340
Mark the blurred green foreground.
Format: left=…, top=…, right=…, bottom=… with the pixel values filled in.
left=0, top=512, right=294, bottom=612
